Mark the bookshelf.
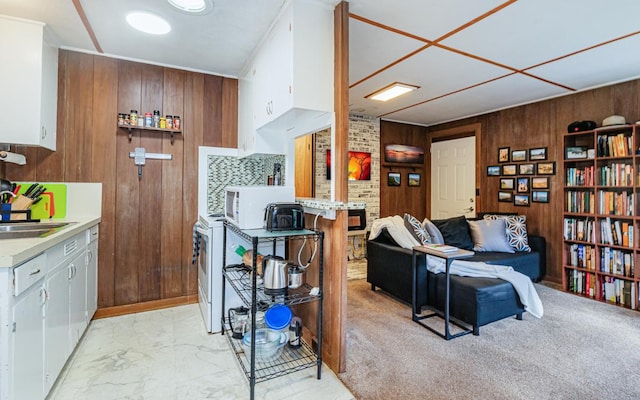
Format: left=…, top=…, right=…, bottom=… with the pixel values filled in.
left=562, top=124, right=639, bottom=310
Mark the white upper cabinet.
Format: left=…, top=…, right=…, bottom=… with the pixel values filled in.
left=0, top=15, right=58, bottom=150
left=237, top=0, right=334, bottom=157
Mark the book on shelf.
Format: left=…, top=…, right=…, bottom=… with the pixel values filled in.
left=421, top=243, right=459, bottom=253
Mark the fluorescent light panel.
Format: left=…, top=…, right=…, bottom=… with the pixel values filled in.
left=126, top=11, right=171, bottom=35
left=366, top=82, right=419, bottom=101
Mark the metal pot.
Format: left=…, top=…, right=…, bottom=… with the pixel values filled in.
left=262, top=255, right=289, bottom=295
left=288, top=265, right=305, bottom=289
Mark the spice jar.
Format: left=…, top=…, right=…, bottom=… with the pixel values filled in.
left=144, top=112, right=152, bottom=127
left=160, top=117, right=166, bottom=129
left=165, top=115, right=173, bottom=129
left=173, top=115, right=180, bottom=130
left=130, top=110, right=138, bottom=126
left=153, top=110, right=160, bottom=128
left=118, top=113, right=125, bottom=126
left=124, top=114, right=130, bottom=126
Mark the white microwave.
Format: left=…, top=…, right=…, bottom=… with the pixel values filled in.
left=224, top=185, right=295, bottom=230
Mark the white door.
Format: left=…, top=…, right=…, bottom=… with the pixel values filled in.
left=430, top=136, right=476, bottom=219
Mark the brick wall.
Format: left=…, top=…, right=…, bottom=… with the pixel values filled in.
left=316, top=114, right=380, bottom=230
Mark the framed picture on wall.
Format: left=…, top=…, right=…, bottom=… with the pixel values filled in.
left=517, top=177, right=530, bottom=193
left=511, top=149, right=527, bottom=162
left=408, top=173, right=420, bottom=186
left=514, top=194, right=530, bottom=206
left=519, top=163, right=535, bottom=175
left=537, top=162, right=556, bottom=175
left=498, top=147, right=510, bottom=163
left=502, top=164, right=517, bottom=176
left=487, top=165, right=501, bottom=176
left=531, top=177, right=549, bottom=189
left=500, top=178, right=514, bottom=190
left=387, top=172, right=401, bottom=186
left=498, top=191, right=513, bottom=202
left=532, top=190, right=549, bottom=203
left=529, top=147, right=547, bottom=161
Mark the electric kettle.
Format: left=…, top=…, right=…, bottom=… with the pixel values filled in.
left=228, top=306, right=250, bottom=339
left=262, top=255, right=289, bottom=295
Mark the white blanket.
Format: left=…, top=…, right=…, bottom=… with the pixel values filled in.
left=369, top=215, right=420, bottom=249
left=426, top=257, right=544, bottom=318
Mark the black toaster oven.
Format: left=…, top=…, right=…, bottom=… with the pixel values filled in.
left=264, top=203, right=305, bottom=231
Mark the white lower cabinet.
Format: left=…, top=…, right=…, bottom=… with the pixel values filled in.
left=69, top=251, right=88, bottom=349
left=44, top=262, right=73, bottom=392
left=0, top=223, right=99, bottom=400
left=11, top=280, right=45, bottom=400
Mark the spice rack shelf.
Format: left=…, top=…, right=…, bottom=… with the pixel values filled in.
left=117, top=125, right=182, bottom=144
left=222, top=222, right=324, bottom=400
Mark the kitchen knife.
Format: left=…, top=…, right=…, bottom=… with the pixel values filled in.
left=23, top=183, right=39, bottom=197
left=31, top=186, right=46, bottom=201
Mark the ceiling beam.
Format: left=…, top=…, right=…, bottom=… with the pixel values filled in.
left=72, top=0, right=103, bottom=53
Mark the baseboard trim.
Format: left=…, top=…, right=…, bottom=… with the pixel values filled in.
left=93, top=295, right=198, bottom=319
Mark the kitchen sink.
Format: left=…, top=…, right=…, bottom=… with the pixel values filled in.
left=0, top=222, right=74, bottom=239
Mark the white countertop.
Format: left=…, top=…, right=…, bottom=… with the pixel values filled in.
left=0, top=216, right=101, bottom=268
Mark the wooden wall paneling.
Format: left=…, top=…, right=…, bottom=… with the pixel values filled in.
left=613, top=80, right=640, bottom=123
left=114, top=60, right=142, bottom=305
left=379, top=120, right=428, bottom=219
left=181, top=72, right=205, bottom=296
left=202, top=75, right=223, bottom=147
left=63, top=51, right=95, bottom=182
left=92, top=55, right=119, bottom=308
left=137, top=65, right=164, bottom=302
left=221, top=78, right=238, bottom=148
left=161, top=68, right=185, bottom=298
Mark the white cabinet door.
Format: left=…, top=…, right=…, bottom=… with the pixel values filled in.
left=11, top=283, right=45, bottom=400
left=69, top=251, right=87, bottom=349
left=44, top=265, right=71, bottom=392
left=0, top=16, right=57, bottom=150
left=86, top=239, right=98, bottom=321
left=266, top=4, right=294, bottom=121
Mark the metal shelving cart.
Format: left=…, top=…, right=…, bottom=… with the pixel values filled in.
left=221, top=222, right=323, bottom=400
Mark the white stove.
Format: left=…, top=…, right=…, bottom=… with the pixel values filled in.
left=196, top=213, right=242, bottom=333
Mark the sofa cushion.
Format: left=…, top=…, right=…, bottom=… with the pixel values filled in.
left=468, top=219, right=514, bottom=253
left=432, top=215, right=473, bottom=250
left=422, top=218, right=444, bottom=244
left=483, top=214, right=531, bottom=252
left=404, top=213, right=431, bottom=245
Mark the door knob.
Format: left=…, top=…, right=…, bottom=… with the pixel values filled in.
left=464, top=207, right=474, bottom=212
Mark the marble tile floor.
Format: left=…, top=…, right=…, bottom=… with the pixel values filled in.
left=47, top=304, right=355, bottom=400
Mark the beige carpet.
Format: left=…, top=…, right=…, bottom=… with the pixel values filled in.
left=340, top=279, right=640, bottom=400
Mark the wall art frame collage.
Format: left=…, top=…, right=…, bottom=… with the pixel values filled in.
left=489, top=146, right=552, bottom=206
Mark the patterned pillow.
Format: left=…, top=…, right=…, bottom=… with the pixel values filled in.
left=483, top=214, right=531, bottom=252
left=404, top=213, right=431, bottom=245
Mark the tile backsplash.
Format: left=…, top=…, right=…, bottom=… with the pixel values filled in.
left=206, top=154, right=285, bottom=214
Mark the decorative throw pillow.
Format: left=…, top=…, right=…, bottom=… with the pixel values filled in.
left=404, top=213, right=431, bottom=245
left=422, top=218, right=444, bottom=245
left=467, top=219, right=514, bottom=253
left=432, top=215, right=474, bottom=250
left=483, top=214, right=531, bottom=252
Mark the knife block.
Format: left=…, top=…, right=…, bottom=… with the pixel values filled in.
left=10, top=195, right=34, bottom=221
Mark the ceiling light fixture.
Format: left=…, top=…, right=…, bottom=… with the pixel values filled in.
left=126, top=11, right=171, bottom=35
left=168, top=0, right=213, bottom=14
left=366, top=82, right=419, bottom=102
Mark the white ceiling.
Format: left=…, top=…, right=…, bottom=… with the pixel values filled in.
left=2, top=0, right=640, bottom=127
